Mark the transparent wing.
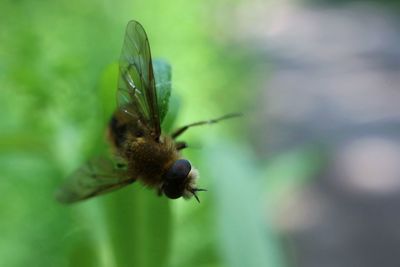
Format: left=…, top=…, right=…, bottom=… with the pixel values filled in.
left=56, top=157, right=135, bottom=204
left=117, top=20, right=161, bottom=139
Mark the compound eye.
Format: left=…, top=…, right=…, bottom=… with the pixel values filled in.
left=165, top=159, right=191, bottom=180
left=162, top=180, right=184, bottom=199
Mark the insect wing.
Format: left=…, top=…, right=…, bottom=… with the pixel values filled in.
left=117, top=20, right=161, bottom=139
left=56, top=157, right=134, bottom=204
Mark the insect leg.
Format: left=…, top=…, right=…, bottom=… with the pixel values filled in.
left=171, top=113, right=242, bottom=139
left=175, top=141, right=188, bottom=150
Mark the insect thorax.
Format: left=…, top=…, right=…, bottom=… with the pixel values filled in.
left=108, top=110, right=180, bottom=187
left=125, top=134, right=179, bottom=186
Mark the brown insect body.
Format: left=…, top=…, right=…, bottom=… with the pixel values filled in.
left=108, top=109, right=180, bottom=189
left=56, top=20, right=238, bottom=204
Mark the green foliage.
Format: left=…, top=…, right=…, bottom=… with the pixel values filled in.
left=94, top=62, right=173, bottom=267
left=206, top=142, right=286, bottom=267
left=0, top=0, right=293, bottom=267
left=99, top=59, right=174, bottom=130
left=102, top=187, right=171, bottom=267
left=153, top=59, right=172, bottom=123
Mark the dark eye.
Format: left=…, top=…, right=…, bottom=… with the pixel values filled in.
left=164, top=159, right=191, bottom=180
left=162, top=180, right=184, bottom=199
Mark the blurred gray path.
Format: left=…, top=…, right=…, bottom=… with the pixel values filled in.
left=247, top=2, right=400, bottom=267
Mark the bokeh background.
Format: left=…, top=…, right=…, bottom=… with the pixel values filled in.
left=2, top=0, right=400, bottom=266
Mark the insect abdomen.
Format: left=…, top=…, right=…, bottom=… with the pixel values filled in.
left=109, top=115, right=128, bottom=148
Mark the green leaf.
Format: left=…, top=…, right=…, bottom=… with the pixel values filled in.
left=99, top=63, right=119, bottom=124
left=162, top=94, right=180, bottom=133
left=153, top=59, right=172, bottom=123
left=99, top=59, right=172, bottom=127
left=205, top=141, right=286, bottom=267
left=102, top=187, right=172, bottom=267
left=96, top=61, right=173, bottom=267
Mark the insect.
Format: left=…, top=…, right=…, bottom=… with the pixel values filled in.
left=56, top=20, right=240, bottom=204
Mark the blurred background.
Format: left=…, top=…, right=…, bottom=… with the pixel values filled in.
left=2, top=0, right=400, bottom=266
